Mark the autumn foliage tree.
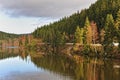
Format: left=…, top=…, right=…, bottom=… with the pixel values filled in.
left=84, top=17, right=92, bottom=44
left=90, top=21, right=99, bottom=43
left=100, top=29, right=105, bottom=44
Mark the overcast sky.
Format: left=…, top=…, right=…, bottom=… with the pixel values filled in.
left=0, top=0, right=97, bottom=34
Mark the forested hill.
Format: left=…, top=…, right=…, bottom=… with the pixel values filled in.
left=33, top=0, right=120, bottom=43
left=87, top=0, right=120, bottom=29
left=0, top=31, right=19, bottom=40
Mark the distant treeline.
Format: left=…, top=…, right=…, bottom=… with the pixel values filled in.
left=0, top=31, right=19, bottom=40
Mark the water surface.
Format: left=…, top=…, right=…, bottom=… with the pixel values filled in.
left=0, top=48, right=120, bottom=80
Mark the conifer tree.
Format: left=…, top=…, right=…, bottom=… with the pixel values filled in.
left=84, top=17, right=92, bottom=44
left=104, top=14, right=115, bottom=51
left=61, top=32, right=66, bottom=45
left=100, top=29, right=105, bottom=44
left=84, top=17, right=90, bottom=27
left=75, top=26, right=84, bottom=44
left=91, top=21, right=99, bottom=43
left=75, top=26, right=81, bottom=43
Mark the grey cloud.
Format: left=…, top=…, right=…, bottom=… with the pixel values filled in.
left=0, top=0, right=97, bottom=18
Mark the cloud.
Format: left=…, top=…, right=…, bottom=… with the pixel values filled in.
left=0, top=0, right=97, bottom=18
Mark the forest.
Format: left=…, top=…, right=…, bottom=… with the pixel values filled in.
left=32, top=0, right=120, bottom=51
left=0, top=31, right=19, bottom=40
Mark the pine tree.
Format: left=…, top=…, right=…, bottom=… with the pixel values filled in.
left=104, top=14, right=115, bottom=51
left=75, top=26, right=81, bottom=43
left=61, top=32, right=66, bottom=45
left=84, top=17, right=90, bottom=27
left=75, top=26, right=84, bottom=44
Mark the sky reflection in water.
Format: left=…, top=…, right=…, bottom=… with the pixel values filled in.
left=0, top=48, right=120, bottom=80
left=0, top=55, right=72, bottom=80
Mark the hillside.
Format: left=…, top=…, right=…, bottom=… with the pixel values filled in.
left=0, top=31, right=19, bottom=40
left=32, top=0, right=120, bottom=44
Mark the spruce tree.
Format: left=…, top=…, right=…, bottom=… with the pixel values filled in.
left=75, top=26, right=84, bottom=44
left=104, top=14, right=115, bottom=52
left=84, top=17, right=90, bottom=27
left=61, top=32, right=66, bottom=45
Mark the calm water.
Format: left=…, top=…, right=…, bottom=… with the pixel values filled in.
left=0, top=48, right=120, bottom=80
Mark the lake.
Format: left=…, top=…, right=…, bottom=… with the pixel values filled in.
left=0, top=48, right=120, bottom=80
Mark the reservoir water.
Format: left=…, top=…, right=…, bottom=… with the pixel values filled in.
left=0, top=48, right=120, bottom=80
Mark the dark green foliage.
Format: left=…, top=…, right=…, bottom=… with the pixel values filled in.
left=33, top=0, right=120, bottom=44
left=88, top=0, right=120, bottom=29
left=0, top=31, right=19, bottom=40
left=115, top=9, right=120, bottom=29
left=115, top=9, right=120, bottom=49
left=103, top=14, right=115, bottom=52
left=61, top=32, right=66, bottom=45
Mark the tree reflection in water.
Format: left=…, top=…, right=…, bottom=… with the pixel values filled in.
left=0, top=48, right=120, bottom=80
left=30, top=53, right=120, bottom=80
